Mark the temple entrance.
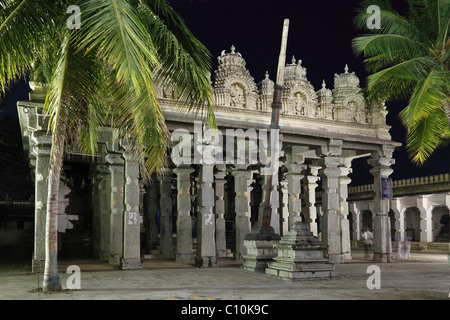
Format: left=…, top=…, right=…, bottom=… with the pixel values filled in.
left=432, top=206, right=450, bottom=242
left=361, top=210, right=373, bottom=231
left=405, top=207, right=420, bottom=241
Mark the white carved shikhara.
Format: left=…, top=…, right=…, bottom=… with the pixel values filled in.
left=185, top=46, right=388, bottom=128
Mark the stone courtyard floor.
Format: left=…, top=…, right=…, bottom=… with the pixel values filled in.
left=0, top=249, right=449, bottom=304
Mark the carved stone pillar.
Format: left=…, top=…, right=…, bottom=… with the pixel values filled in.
left=106, top=151, right=125, bottom=265
left=279, top=178, right=289, bottom=236
left=160, top=169, right=174, bottom=259
left=31, top=133, right=51, bottom=273
left=214, top=164, right=227, bottom=258
left=304, top=165, right=321, bottom=236
left=284, top=146, right=306, bottom=231
left=319, top=154, right=343, bottom=263
left=232, top=165, right=253, bottom=259
left=270, top=167, right=280, bottom=234
left=196, top=164, right=217, bottom=267
left=120, top=146, right=143, bottom=270
left=368, top=145, right=395, bottom=262
left=174, top=165, right=195, bottom=262
left=338, top=159, right=352, bottom=260
left=349, top=202, right=361, bottom=241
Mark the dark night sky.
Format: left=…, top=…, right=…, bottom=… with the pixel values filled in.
left=1, top=0, right=449, bottom=185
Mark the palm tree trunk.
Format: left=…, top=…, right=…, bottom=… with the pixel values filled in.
left=42, top=136, right=64, bottom=292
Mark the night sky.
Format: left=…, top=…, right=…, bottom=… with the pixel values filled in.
left=1, top=0, right=449, bottom=185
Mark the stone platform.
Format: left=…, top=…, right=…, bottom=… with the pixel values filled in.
left=265, top=222, right=335, bottom=281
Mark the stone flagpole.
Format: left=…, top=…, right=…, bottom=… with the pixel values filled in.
left=242, top=19, right=289, bottom=272
left=260, top=18, right=290, bottom=229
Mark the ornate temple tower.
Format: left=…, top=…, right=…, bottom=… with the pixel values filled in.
left=213, top=45, right=259, bottom=109
left=332, top=65, right=366, bottom=123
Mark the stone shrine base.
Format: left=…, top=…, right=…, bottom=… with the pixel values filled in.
left=265, top=222, right=335, bottom=281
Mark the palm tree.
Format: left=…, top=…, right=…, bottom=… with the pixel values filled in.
left=0, top=0, right=216, bottom=292
left=353, top=0, right=450, bottom=164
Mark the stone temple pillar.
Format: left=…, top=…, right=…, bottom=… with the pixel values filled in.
left=214, top=164, right=228, bottom=257
left=338, top=159, right=352, bottom=260
left=106, top=151, right=125, bottom=265
left=349, top=202, right=361, bottom=241
left=304, top=165, right=321, bottom=236
left=232, top=164, right=253, bottom=259
left=120, top=146, right=143, bottom=270
left=196, top=164, right=217, bottom=267
left=279, top=177, right=289, bottom=236
left=31, top=132, right=51, bottom=273
left=368, top=145, right=395, bottom=263
left=160, top=169, right=174, bottom=259
left=319, top=153, right=344, bottom=264
left=284, top=146, right=306, bottom=231
left=174, top=165, right=195, bottom=262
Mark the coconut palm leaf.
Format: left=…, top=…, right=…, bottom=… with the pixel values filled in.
left=0, top=0, right=55, bottom=90
left=399, top=68, right=449, bottom=128
left=353, top=0, right=450, bottom=164
left=406, top=107, right=450, bottom=164
left=77, top=0, right=169, bottom=174
left=137, top=0, right=216, bottom=129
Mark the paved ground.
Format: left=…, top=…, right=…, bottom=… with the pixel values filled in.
left=0, top=250, right=449, bottom=302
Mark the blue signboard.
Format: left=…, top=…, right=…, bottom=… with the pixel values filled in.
left=381, top=177, right=393, bottom=199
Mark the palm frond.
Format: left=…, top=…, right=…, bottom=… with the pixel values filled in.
left=405, top=107, right=450, bottom=165
left=0, top=0, right=55, bottom=90
left=138, top=0, right=216, bottom=129
left=77, top=0, right=170, bottom=175
left=399, top=68, right=449, bottom=127
left=353, top=34, right=424, bottom=62
left=78, top=0, right=159, bottom=94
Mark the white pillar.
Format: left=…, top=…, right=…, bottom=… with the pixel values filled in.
left=417, top=196, right=433, bottom=242
left=349, top=202, right=361, bottom=240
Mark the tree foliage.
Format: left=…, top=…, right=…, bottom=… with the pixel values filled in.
left=353, top=0, right=450, bottom=164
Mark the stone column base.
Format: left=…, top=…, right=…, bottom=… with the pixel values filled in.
left=109, top=254, right=121, bottom=265
left=217, top=249, right=228, bottom=258
left=265, top=261, right=335, bottom=281
left=121, top=258, right=143, bottom=270
left=176, top=253, right=195, bottom=263
left=373, top=253, right=393, bottom=263
left=241, top=226, right=281, bottom=272
left=195, top=256, right=217, bottom=268
left=32, top=259, right=44, bottom=273
left=327, top=253, right=345, bottom=264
